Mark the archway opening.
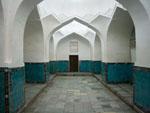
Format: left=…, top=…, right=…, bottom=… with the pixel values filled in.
left=116, top=1, right=150, bottom=112
left=106, top=7, right=135, bottom=83
left=56, top=33, right=92, bottom=72
left=49, top=18, right=102, bottom=74
left=24, top=7, right=47, bottom=83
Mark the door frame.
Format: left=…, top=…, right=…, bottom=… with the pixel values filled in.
left=69, top=55, right=79, bottom=72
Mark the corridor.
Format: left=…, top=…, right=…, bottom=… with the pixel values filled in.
left=1, top=0, right=150, bottom=113
left=22, top=76, right=136, bottom=113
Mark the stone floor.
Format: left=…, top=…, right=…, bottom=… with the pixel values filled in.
left=25, top=83, right=46, bottom=104
left=22, top=76, right=137, bottom=113
left=95, top=75, right=134, bottom=105
left=107, top=83, right=133, bottom=105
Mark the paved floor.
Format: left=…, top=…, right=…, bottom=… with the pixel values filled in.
left=107, top=83, right=133, bottom=105
left=25, top=83, right=46, bottom=104
left=22, top=76, right=137, bottom=113
left=95, top=75, right=134, bottom=105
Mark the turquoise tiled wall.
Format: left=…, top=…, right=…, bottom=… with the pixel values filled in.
left=49, top=60, right=101, bottom=74
left=0, top=69, right=5, bottom=113
left=107, top=63, right=133, bottom=83
left=25, top=63, right=49, bottom=83
left=0, top=67, right=25, bottom=113
left=56, top=61, right=69, bottom=72
left=101, top=63, right=133, bottom=83
left=134, top=67, right=150, bottom=112
left=101, top=62, right=107, bottom=80
left=49, top=61, right=69, bottom=73
left=10, top=67, right=25, bottom=113
left=49, top=61, right=56, bottom=74
left=79, top=60, right=93, bottom=72
left=93, top=61, right=101, bottom=74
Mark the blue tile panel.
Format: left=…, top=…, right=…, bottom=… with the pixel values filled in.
left=49, top=60, right=102, bottom=74
left=106, top=63, right=134, bottom=83
left=9, top=67, right=25, bottom=113
left=79, top=60, right=93, bottom=72
left=49, top=61, right=69, bottom=73
left=0, top=69, right=5, bottom=113
left=101, top=63, right=134, bottom=83
left=56, top=61, right=69, bottom=72
left=0, top=67, right=25, bottom=113
left=93, top=61, right=101, bottom=74
left=134, top=67, right=150, bottom=112
left=49, top=61, right=56, bottom=74
left=101, top=62, right=107, bottom=80
left=106, top=63, right=133, bottom=83
left=25, top=63, right=49, bottom=83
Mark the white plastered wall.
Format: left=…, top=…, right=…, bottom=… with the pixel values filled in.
left=106, top=7, right=134, bottom=63
left=56, top=33, right=92, bottom=61
left=39, top=14, right=60, bottom=62
left=1, top=0, right=43, bottom=67
left=0, top=0, right=4, bottom=66
left=94, top=35, right=101, bottom=61
left=118, top=0, right=150, bottom=67
left=90, top=15, right=113, bottom=62
left=24, top=7, right=44, bottom=63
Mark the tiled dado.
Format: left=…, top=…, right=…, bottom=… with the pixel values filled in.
left=25, top=63, right=49, bottom=83
left=0, top=67, right=25, bottom=113
left=133, top=66, right=150, bottom=113
left=101, top=62, right=134, bottom=83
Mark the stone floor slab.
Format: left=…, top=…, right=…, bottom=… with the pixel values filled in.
left=22, top=76, right=137, bottom=113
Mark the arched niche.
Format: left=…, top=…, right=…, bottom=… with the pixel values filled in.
left=10, top=0, right=43, bottom=67
left=24, top=7, right=44, bottom=63
left=56, top=33, right=92, bottom=61
left=104, top=7, right=134, bottom=83
left=107, top=7, right=134, bottom=63
left=94, top=35, right=102, bottom=61
left=117, top=0, right=150, bottom=111
left=117, top=0, right=150, bottom=67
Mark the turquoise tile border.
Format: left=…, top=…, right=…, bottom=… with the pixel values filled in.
left=56, top=61, right=69, bottom=72
left=10, top=67, right=25, bottom=113
left=106, top=63, right=133, bottom=83
left=93, top=61, right=101, bottom=74
left=25, top=63, right=49, bottom=83
left=134, top=67, right=150, bottom=112
left=101, top=62, right=107, bottom=80
left=79, top=60, right=93, bottom=72
left=0, top=67, right=25, bottom=113
left=101, top=63, right=133, bottom=83
left=49, top=60, right=101, bottom=74
left=49, top=61, right=69, bottom=73
left=0, top=69, right=5, bottom=113
left=49, top=61, right=56, bottom=74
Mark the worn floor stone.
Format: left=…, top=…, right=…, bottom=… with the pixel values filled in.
left=22, top=76, right=137, bottom=113
left=95, top=75, right=133, bottom=105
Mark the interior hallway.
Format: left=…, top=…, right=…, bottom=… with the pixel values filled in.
left=22, top=76, right=137, bottom=113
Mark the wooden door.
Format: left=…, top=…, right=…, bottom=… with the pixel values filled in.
left=69, top=55, right=79, bottom=72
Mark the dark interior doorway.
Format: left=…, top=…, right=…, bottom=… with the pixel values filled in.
left=69, top=55, right=79, bottom=72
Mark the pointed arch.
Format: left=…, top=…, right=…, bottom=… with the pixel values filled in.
left=117, top=0, right=150, bottom=67
left=56, top=33, right=92, bottom=61
left=10, top=0, right=43, bottom=67
left=50, top=17, right=102, bottom=42
left=24, top=7, right=44, bottom=63
left=107, top=7, right=134, bottom=63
